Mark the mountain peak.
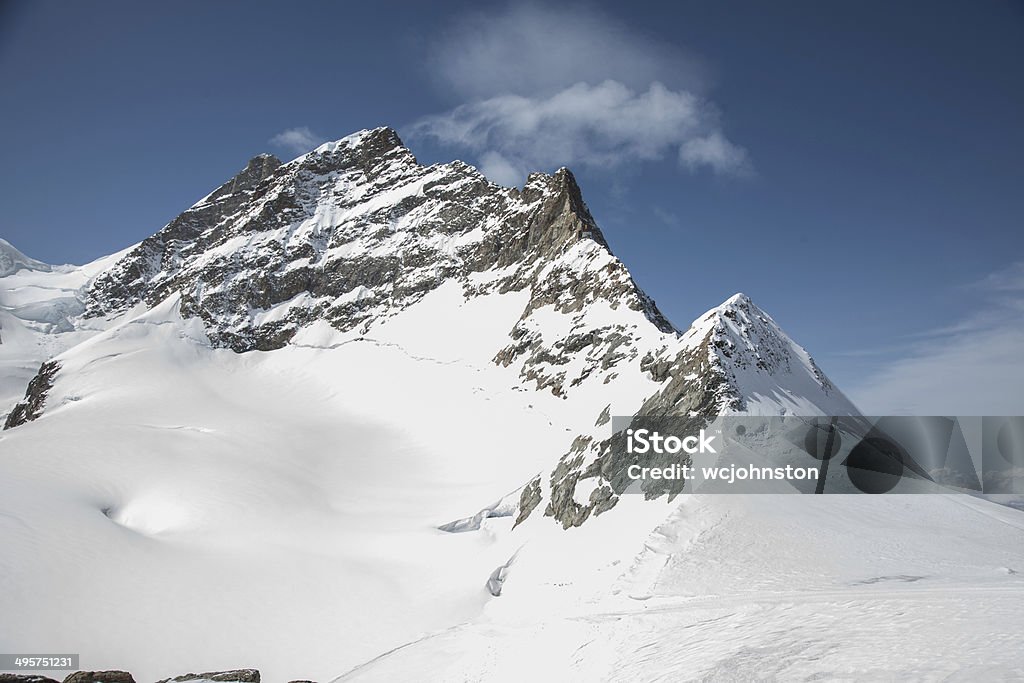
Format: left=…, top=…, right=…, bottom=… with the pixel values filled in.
left=722, top=291, right=753, bottom=307
left=311, top=126, right=406, bottom=157
left=236, top=153, right=282, bottom=187
left=248, top=152, right=281, bottom=166
left=0, top=238, right=51, bottom=277
left=84, top=125, right=647, bottom=350
left=300, top=126, right=417, bottom=178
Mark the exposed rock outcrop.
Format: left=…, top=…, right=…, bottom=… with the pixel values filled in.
left=62, top=672, right=135, bottom=683
left=4, top=360, right=60, bottom=429
left=155, top=670, right=259, bottom=683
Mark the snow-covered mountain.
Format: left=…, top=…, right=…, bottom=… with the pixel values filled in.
left=3, top=127, right=857, bottom=524
left=0, top=241, right=129, bottom=420
left=0, top=237, right=52, bottom=277
left=1, top=128, right=1020, bottom=682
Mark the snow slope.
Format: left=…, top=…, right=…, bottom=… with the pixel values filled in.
left=0, top=284, right=670, bottom=680
left=0, top=293, right=563, bottom=680
left=0, top=243, right=134, bottom=419
left=342, top=493, right=1024, bottom=681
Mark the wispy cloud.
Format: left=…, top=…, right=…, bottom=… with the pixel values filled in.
left=972, top=260, right=1024, bottom=292
left=408, top=3, right=749, bottom=186
left=426, top=2, right=706, bottom=100
left=652, top=206, right=682, bottom=229
left=679, top=131, right=752, bottom=176
left=848, top=261, right=1024, bottom=415
left=269, top=126, right=326, bottom=155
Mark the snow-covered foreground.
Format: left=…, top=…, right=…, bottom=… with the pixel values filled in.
left=343, top=493, right=1024, bottom=681
left=1, top=290, right=1022, bottom=681
left=0, top=288, right=651, bottom=681
left=2, top=127, right=1022, bottom=681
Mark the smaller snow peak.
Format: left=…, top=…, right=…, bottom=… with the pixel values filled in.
left=0, top=238, right=52, bottom=276
left=724, top=292, right=752, bottom=307
left=712, top=293, right=768, bottom=319
left=707, top=293, right=781, bottom=340
left=708, top=293, right=776, bottom=328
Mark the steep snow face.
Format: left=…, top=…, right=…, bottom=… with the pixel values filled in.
left=0, top=242, right=134, bottom=419
left=676, top=292, right=857, bottom=417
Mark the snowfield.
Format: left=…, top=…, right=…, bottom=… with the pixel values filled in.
left=1, top=290, right=1021, bottom=682
left=341, top=494, right=1024, bottom=681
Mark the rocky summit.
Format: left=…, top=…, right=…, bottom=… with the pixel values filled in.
left=84, top=127, right=668, bottom=357
left=4, top=127, right=857, bottom=530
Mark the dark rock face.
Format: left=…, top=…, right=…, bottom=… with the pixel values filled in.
left=0, top=675, right=61, bottom=683
left=85, top=155, right=282, bottom=318
left=63, top=672, right=135, bottom=683
left=156, top=670, right=259, bottom=683
left=4, top=360, right=60, bottom=429
left=513, top=476, right=542, bottom=528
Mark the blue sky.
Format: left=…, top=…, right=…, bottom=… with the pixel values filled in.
left=1, top=0, right=1022, bottom=412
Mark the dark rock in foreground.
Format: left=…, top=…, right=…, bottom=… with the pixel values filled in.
left=155, top=671, right=259, bottom=683
left=63, top=672, right=135, bottom=683
left=0, top=674, right=61, bottom=683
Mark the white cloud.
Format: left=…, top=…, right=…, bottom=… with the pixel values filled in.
left=652, top=206, right=682, bottom=228
left=973, top=260, right=1024, bottom=292
left=477, top=151, right=525, bottom=188
left=269, top=127, right=326, bottom=155
left=428, top=3, right=706, bottom=99
left=409, top=4, right=747, bottom=186
left=848, top=261, right=1024, bottom=415
left=410, top=80, right=749, bottom=185
left=848, top=331, right=1024, bottom=416
left=680, top=131, right=752, bottom=176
